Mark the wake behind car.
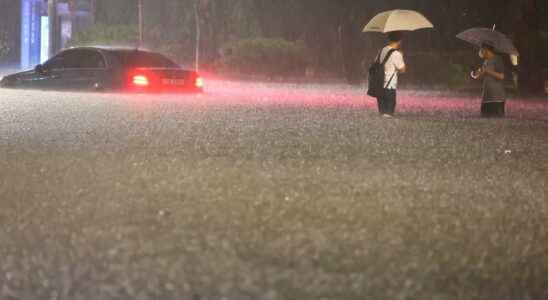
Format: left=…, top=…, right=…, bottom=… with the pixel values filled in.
left=0, top=46, right=204, bottom=93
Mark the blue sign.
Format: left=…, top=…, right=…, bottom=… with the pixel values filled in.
left=20, top=0, right=31, bottom=68
left=20, top=0, right=44, bottom=69
left=40, top=16, right=49, bottom=63
left=29, top=1, right=41, bottom=65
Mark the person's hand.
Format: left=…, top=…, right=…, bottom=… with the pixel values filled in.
left=470, top=71, right=479, bottom=80
left=471, top=67, right=483, bottom=80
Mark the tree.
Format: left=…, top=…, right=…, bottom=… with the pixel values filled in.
left=95, top=0, right=137, bottom=25
left=0, top=30, right=10, bottom=60
left=82, top=0, right=547, bottom=86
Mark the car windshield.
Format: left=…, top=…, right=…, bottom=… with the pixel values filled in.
left=113, top=51, right=179, bottom=68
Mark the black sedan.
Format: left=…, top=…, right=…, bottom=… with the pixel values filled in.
left=0, top=46, right=204, bottom=93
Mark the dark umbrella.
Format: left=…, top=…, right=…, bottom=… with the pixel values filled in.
left=456, top=27, right=519, bottom=55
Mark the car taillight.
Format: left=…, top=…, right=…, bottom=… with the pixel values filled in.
left=195, top=76, right=204, bottom=88
left=132, top=75, right=149, bottom=87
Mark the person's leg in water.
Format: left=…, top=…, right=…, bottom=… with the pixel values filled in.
left=376, top=95, right=384, bottom=114
left=385, top=89, right=397, bottom=115
left=498, top=102, right=506, bottom=117
left=481, top=102, right=505, bottom=118
left=378, top=89, right=396, bottom=116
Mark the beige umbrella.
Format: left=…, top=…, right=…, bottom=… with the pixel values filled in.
left=363, top=10, right=434, bottom=33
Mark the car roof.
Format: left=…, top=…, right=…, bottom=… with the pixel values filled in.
left=64, top=46, right=156, bottom=54
left=59, top=46, right=183, bottom=69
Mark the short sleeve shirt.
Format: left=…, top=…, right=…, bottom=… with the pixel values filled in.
left=482, top=55, right=506, bottom=103
left=379, top=46, right=405, bottom=90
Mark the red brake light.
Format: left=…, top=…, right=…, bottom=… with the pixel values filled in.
left=132, top=75, right=149, bottom=87
left=195, top=76, right=204, bottom=88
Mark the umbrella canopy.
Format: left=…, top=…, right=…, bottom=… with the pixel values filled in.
left=456, top=28, right=519, bottom=55
left=363, top=10, right=434, bottom=33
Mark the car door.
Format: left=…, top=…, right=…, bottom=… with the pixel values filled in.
left=60, top=49, right=108, bottom=90
left=15, top=53, right=65, bottom=89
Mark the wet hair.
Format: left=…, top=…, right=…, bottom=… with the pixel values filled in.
left=388, top=31, right=403, bottom=43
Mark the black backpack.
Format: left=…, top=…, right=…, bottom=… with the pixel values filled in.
left=367, top=49, right=397, bottom=97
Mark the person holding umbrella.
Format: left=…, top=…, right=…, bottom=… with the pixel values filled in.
left=471, top=42, right=507, bottom=117
left=457, top=27, right=519, bottom=118
left=363, top=10, right=434, bottom=117
left=375, top=31, right=406, bottom=117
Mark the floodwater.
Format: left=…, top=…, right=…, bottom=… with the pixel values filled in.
left=1, top=80, right=548, bottom=300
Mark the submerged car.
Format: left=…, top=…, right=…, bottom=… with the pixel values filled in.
left=0, top=46, right=204, bottom=93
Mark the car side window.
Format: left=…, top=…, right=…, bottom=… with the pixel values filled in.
left=44, top=50, right=107, bottom=70
left=81, top=51, right=106, bottom=69
left=43, top=50, right=81, bottom=69
left=44, top=54, right=66, bottom=70
left=62, top=50, right=86, bottom=69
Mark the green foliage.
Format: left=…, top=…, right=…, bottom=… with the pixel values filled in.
left=218, top=38, right=310, bottom=77
left=447, top=63, right=469, bottom=88
left=0, top=30, right=10, bottom=59
left=405, top=52, right=473, bottom=88
left=85, top=0, right=547, bottom=84
left=153, top=42, right=194, bottom=66
left=142, top=24, right=196, bottom=65
left=95, top=0, right=137, bottom=25
left=68, top=23, right=139, bottom=47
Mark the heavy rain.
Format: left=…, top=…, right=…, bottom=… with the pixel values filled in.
left=1, top=1, right=548, bottom=300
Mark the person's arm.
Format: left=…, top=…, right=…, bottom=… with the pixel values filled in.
left=394, top=51, right=406, bottom=74
left=483, top=68, right=505, bottom=81
left=481, top=58, right=505, bottom=81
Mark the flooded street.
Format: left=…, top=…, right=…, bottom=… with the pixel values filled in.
left=1, top=81, right=548, bottom=299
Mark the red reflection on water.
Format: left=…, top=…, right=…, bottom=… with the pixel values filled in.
left=124, top=78, right=548, bottom=121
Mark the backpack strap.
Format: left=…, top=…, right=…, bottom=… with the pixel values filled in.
left=385, top=73, right=396, bottom=89
left=381, top=49, right=397, bottom=66
left=381, top=49, right=398, bottom=89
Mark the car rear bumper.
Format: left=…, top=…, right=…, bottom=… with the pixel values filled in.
left=125, top=85, right=204, bottom=94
